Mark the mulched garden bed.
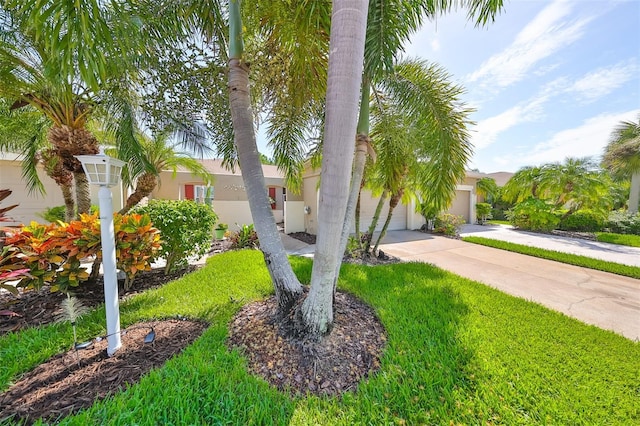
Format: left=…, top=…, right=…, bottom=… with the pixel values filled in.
left=0, top=319, right=208, bottom=425
left=0, top=266, right=199, bottom=336
left=228, top=291, right=387, bottom=396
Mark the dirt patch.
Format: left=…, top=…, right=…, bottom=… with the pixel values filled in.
left=0, top=319, right=208, bottom=425
left=228, top=291, right=387, bottom=396
left=287, top=232, right=316, bottom=245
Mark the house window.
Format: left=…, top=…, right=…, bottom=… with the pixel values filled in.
left=185, top=184, right=213, bottom=204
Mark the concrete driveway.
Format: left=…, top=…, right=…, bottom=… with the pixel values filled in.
left=378, top=230, right=640, bottom=341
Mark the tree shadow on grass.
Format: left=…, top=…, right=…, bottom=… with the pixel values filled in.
left=289, top=259, right=478, bottom=423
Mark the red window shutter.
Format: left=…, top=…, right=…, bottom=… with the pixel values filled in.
left=268, top=187, right=276, bottom=209
left=185, top=184, right=194, bottom=200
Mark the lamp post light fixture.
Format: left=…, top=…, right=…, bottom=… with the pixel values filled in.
left=75, top=153, right=126, bottom=356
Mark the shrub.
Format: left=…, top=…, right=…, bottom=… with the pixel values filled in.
left=229, top=224, right=259, bottom=249
left=1, top=214, right=160, bottom=293
left=559, top=210, right=606, bottom=232
left=132, top=200, right=217, bottom=273
left=507, top=198, right=560, bottom=232
left=605, top=210, right=640, bottom=235
left=39, top=205, right=99, bottom=223
left=476, top=203, right=493, bottom=225
left=39, top=206, right=66, bottom=223
left=433, top=214, right=465, bottom=236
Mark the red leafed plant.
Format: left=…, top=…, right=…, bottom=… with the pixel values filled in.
left=0, top=213, right=161, bottom=294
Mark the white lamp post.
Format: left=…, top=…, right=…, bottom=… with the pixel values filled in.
left=76, top=153, right=126, bottom=356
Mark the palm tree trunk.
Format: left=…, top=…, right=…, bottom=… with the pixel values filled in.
left=335, top=78, right=372, bottom=271
left=119, top=172, right=157, bottom=214
left=228, top=0, right=302, bottom=318
left=355, top=189, right=362, bottom=246
left=61, top=183, right=75, bottom=223
left=74, top=172, right=92, bottom=218
left=364, top=189, right=388, bottom=250
left=629, top=172, right=640, bottom=214
left=301, top=0, right=369, bottom=337
left=373, top=189, right=403, bottom=253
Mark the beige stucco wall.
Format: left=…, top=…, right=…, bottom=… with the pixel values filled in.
left=1, top=158, right=123, bottom=225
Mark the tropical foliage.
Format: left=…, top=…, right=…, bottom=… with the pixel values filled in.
left=0, top=213, right=160, bottom=293
left=132, top=200, right=217, bottom=274
left=602, top=115, right=640, bottom=213
left=0, top=1, right=149, bottom=219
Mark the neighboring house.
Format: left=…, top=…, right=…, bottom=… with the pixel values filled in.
left=300, top=166, right=502, bottom=234
left=2, top=151, right=509, bottom=235
left=151, top=159, right=303, bottom=233
left=485, top=171, right=514, bottom=187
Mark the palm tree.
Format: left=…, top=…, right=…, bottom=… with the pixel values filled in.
left=504, top=158, right=615, bottom=218
left=362, top=60, right=473, bottom=252
left=300, top=0, right=369, bottom=336
left=0, top=1, right=146, bottom=220
left=502, top=166, right=545, bottom=204
left=602, top=116, right=640, bottom=214
left=115, top=133, right=214, bottom=214
left=337, top=0, right=504, bottom=267
left=476, top=177, right=499, bottom=204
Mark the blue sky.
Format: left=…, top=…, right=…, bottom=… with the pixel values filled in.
left=404, top=0, right=639, bottom=173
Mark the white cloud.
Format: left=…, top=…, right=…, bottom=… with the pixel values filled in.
left=472, top=92, right=550, bottom=149
left=565, top=60, right=638, bottom=102
left=492, top=109, right=640, bottom=170
left=466, top=0, right=591, bottom=89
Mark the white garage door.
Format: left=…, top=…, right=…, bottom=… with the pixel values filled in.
left=350, top=189, right=407, bottom=233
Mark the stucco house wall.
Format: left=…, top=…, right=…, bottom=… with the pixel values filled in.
left=0, top=153, right=124, bottom=226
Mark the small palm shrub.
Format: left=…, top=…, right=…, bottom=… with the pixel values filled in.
left=433, top=214, right=465, bottom=236
left=229, top=224, right=259, bottom=249
left=133, top=200, right=217, bottom=273
left=476, top=203, right=493, bottom=225
left=507, top=198, right=560, bottom=232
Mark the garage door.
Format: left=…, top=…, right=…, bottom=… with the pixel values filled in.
left=447, top=190, right=470, bottom=222
left=351, top=190, right=407, bottom=232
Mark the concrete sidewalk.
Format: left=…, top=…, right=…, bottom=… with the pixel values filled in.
left=378, top=230, right=639, bottom=341
left=460, top=224, right=640, bottom=267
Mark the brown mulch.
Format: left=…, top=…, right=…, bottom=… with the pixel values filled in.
left=0, top=319, right=208, bottom=425
left=0, top=266, right=199, bottom=336
left=287, top=232, right=316, bottom=245
left=228, top=291, right=387, bottom=396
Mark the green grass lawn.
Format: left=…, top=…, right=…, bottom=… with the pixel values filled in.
left=486, top=220, right=511, bottom=226
left=462, top=236, right=640, bottom=279
left=1, top=250, right=638, bottom=425
left=596, top=232, right=640, bottom=247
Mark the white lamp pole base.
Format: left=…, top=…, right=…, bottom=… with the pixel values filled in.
left=98, top=186, right=122, bottom=356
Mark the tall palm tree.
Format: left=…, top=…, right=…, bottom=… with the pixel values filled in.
left=300, top=0, right=369, bottom=336
left=0, top=1, right=146, bottom=220
left=337, top=0, right=504, bottom=268
left=602, top=116, right=640, bottom=214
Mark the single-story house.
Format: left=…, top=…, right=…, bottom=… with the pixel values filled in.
left=151, top=159, right=303, bottom=233
left=301, top=166, right=488, bottom=235
left=1, top=151, right=504, bottom=234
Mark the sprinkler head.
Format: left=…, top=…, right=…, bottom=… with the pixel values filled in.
left=74, top=341, right=94, bottom=350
